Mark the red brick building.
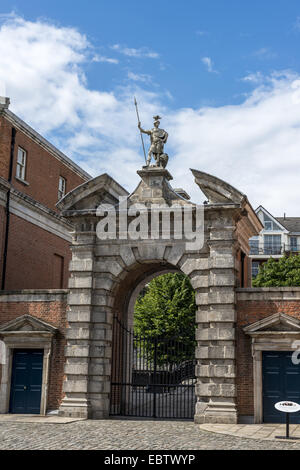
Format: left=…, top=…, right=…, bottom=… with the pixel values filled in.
left=0, top=96, right=91, bottom=290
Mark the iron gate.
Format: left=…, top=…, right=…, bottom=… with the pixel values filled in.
left=110, top=316, right=196, bottom=419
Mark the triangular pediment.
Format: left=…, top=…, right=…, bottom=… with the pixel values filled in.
left=0, top=314, right=58, bottom=334
left=244, top=312, right=300, bottom=335
left=56, top=173, right=129, bottom=214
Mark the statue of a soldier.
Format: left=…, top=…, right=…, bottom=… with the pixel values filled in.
left=138, top=115, right=169, bottom=168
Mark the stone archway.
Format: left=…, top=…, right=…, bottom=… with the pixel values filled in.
left=109, top=262, right=195, bottom=419
left=57, top=167, right=262, bottom=423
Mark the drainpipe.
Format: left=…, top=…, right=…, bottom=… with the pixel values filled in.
left=1, top=126, right=16, bottom=290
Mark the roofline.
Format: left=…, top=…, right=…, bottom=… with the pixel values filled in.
left=255, top=205, right=288, bottom=232
left=0, top=108, right=92, bottom=181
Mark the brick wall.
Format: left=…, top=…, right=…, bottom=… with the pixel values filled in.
left=0, top=291, right=67, bottom=411
left=0, top=115, right=87, bottom=212
left=0, top=116, right=11, bottom=180
left=0, top=204, right=6, bottom=288
left=236, top=287, right=300, bottom=417
left=5, top=213, right=71, bottom=290
left=0, top=112, right=89, bottom=290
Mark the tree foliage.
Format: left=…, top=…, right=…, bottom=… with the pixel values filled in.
left=134, top=273, right=196, bottom=367
left=252, top=255, right=300, bottom=287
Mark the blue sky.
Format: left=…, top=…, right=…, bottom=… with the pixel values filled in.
left=1, top=2, right=300, bottom=215
left=4, top=0, right=300, bottom=107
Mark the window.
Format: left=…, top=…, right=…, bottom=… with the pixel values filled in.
left=264, top=221, right=273, bottom=230
left=252, top=261, right=260, bottom=278
left=249, top=238, right=259, bottom=254
left=263, top=213, right=282, bottom=231
left=264, top=234, right=282, bottom=255
left=290, top=237, right=298, bottom=252
left=58, top=176, right=66, bottom=200
left=16, top=147, right=27, bottom=181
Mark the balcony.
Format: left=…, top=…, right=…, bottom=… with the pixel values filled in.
left=284, top=245, right=300, bottom=253
left=249, top=243, right=284, bottom=256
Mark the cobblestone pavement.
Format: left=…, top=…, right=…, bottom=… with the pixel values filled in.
left=1, top=419, right=300, bottom=450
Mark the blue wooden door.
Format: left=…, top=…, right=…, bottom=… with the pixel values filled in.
left=9, top=349, right=43, bottom=414
left=262, top=351, right=300, bottom=423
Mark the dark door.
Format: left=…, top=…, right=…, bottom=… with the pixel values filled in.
left=263, top=351, right=300, bottom=423
left=9, top=349, right=43, bottom=414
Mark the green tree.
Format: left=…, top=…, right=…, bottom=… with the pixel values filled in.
left=253, top=255, right=300, bottom=287
left=134, top=273, right=196, bottom=367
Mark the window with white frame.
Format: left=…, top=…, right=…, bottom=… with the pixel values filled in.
left=16, top=147, right=27, bottom=181
left=58, top=176, right=66, bottom=200
left=264, top=234, right=282, bottom=254
left=263, top=213, right=282, bottom=231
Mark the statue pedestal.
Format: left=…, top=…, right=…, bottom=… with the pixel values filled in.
left=138, top=166, right=173, bottom=181
left=130, top=167, right=175, bottom=205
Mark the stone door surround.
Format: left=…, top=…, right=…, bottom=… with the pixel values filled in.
left=0, top=314, right=57, bottom=415
left=244, top=312, right=300, bottom=423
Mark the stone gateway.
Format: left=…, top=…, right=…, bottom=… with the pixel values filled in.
left=56, top=165, right=262, bottom=424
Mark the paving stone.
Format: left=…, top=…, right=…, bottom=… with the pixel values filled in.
left=1, top=419, right=300, bottom=450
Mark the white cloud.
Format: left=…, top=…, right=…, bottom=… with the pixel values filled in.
left=111, top=44, right=159, bottom=59
left=252, top=47, right=277, bottom=59
left=1, top=15, right=300, bottom=217
left=127, top=71, right=153, bottom=84
left=201, top=56, right=218, bottom=74
left=92, top=55, right=119, bottom=64
left=167, top=71, right=300, bottom=216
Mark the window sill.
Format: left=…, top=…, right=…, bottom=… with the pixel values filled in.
left=15, top=176, right=29, bottom=186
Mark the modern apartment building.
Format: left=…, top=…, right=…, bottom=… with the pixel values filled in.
left=249, top=205, right=300, bottom=278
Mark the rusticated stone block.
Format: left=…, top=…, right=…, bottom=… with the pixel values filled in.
left=67, top=306, right=92, bottom=322
left=68, top=290, right=92, bottom=305
left=69, top=259, right=93, bottom=272
left=195, top=382, right=236, bottom=397
left=66, top=327, right=90, bottom=340
left=64, top=363, right=89, bottom=375
left=196, top=327, right=235, bottom=341
left=196, top=308, right=236, bottom=323
left=68, top=274, right=93, bottom=289
left=181, top=257, right=209, bottom=275
left=94, top=260, right=123, bottom=277
left=65, top=345, right=90, bottom=358
left=196, top=364, right=235, bottom=378
left=196, top=345, right=235, bottom=359
left=64, top=379, right=88, bottom=393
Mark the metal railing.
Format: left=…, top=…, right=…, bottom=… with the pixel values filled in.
left=250, top=243, right=300, bottom=255
left=249, top=243, right=284, bottom=255
left=284, top=245, right=300, bottom=253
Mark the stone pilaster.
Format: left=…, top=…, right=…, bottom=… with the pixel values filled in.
left=194, top=210, right=238, bottom=424
left=59, top=241, right=95, bottom=418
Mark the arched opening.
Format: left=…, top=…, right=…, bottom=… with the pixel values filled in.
left=109, top=262, right=197, bottom=419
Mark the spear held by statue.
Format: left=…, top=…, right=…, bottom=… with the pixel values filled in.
left=134, top=97, right=147, bottom=164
